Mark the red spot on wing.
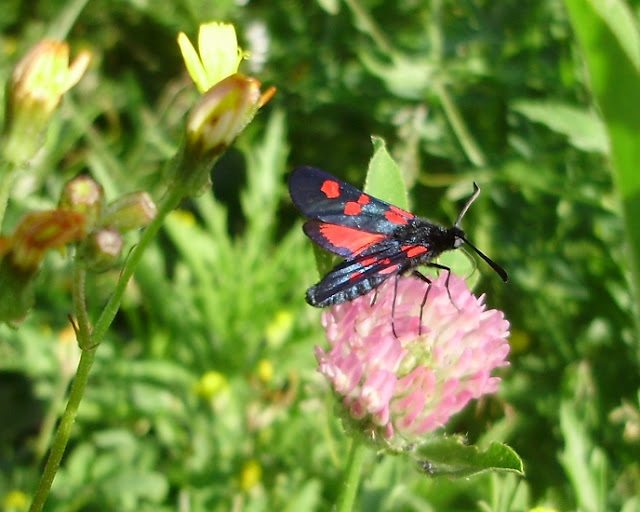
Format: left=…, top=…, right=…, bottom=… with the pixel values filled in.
left=358, top=256, right=378, bottom=267
left=402, top=245, right=429, bottom=258
left=319, top=224, right=386, bottom=255
left=320, top=180, right=340, bottom=198
left=349, top=270, right=365, bottom=282
left=357, top=194, right=370, bottom=205
left=384, top=205, right=414, bottom=225
left=357, top=256, right=392, bottom=268
left=344, top=202, right=362, bottom=215
left=347, top=263, right=396, bottom=281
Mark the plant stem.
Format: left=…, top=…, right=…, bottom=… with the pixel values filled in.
left=28, top=347, right=96, bottom=512
left=343, top=0, right=393, bottom=55
left=0, top=162, right=18, bottom=231
left=91, top=188, right=182, bottom=342
left=33, top=371, right=74, bottom=466
left=434, top=81, right=487, bottom=168
left=28, top=186, right=183, bottom=512
left=336, top=438, right=368, bottom=512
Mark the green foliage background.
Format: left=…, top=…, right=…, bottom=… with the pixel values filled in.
left=1, top=0, right=639, bottom=510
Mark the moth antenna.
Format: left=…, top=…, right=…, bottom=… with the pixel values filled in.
left=455, top=182, right=481, bottom=227
left=459, top=235, right=508, bottom=282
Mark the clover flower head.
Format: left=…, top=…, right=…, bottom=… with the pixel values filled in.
left=316, top=273, right=510, bottom=441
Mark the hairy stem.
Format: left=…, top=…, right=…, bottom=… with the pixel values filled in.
left=336, top=438, right=368, bottom=512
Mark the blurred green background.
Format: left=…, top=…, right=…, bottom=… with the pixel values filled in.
left=1, top=0, right=639, bottom=510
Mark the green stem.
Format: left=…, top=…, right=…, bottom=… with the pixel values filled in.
left=0, top=162, right=18, bottom=231
left=336, top=438, right=369, bottom=512
left=28, top=347, right=96, bottom=512
left=28, top=186, right=184, bottom=512
left=46, top=0, right=91, bottom=40
left=433, top=81, right=487, bottom=168
left=32, top=371, right=74, bottom=465
left=343, top=0, right=393, bottom=55
left=91, top=188, right=182, bottom=343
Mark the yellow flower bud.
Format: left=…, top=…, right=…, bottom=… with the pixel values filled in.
left=2, top=40, right=90, bottom=164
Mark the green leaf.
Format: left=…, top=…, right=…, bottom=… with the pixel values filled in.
left=283, top=479, right=322, bottom=512
left=364, top=136, right=409, bottom=209
left=511, top=100, right=608, bottom=153
left=413, top=436, right=524, bottom=478
left=558, top=402, right=608, bottom=512
left=311, top=243, right=335, bottom=278
left=359, top=52, right=434, bottom=100
left=563, top=0, right=640, bottom=320
left=316, top=0, right=339, bottom=15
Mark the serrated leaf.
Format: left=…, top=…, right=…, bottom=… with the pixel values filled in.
left=365, top=136, right=409, bottom=209
left=413, top=437, right=524, bottom=478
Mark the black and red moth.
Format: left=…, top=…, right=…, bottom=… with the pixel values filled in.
left=289, top=166, right=507, bottom=308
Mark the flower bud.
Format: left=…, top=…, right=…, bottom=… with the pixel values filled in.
left=80, top=228, right=123, bottom=272
left=2, top=489, right=29, bottom=510
left=0, top=210, right=86, bottom=324
left=2, top=40, right=91, bottom=164
left=101, top=191, right=158, bottom=232
left=186, top=73, right=274, bottom=159
left=58, top=175, right=104, bottom=230
left=9, top=210, right=87, bottom=272
left=171, top=21, right=275, bottom=198
left=171, top=73, right=275, bottom=197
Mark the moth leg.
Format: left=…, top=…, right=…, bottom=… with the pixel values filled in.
left=370, top=287, right=379, bottom=307
left=424, top=263, right=461, bottom=311
left=391, top=274, right=400, bottom=337
left=410, top=270, right=432, bottom=336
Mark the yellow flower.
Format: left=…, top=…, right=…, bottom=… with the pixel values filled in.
left=178, top=21, right=246, bottom=93
left=194, top=370, right=229, bottom=399
left=265, top=310, right=293, bottom=348
left=256, top=359, right=274, bottom=383
left=3, top=489, right=29, bottom=511
left=239, top=459, right=262, bottom=491
left=172, top=21, right=275, bottom=198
